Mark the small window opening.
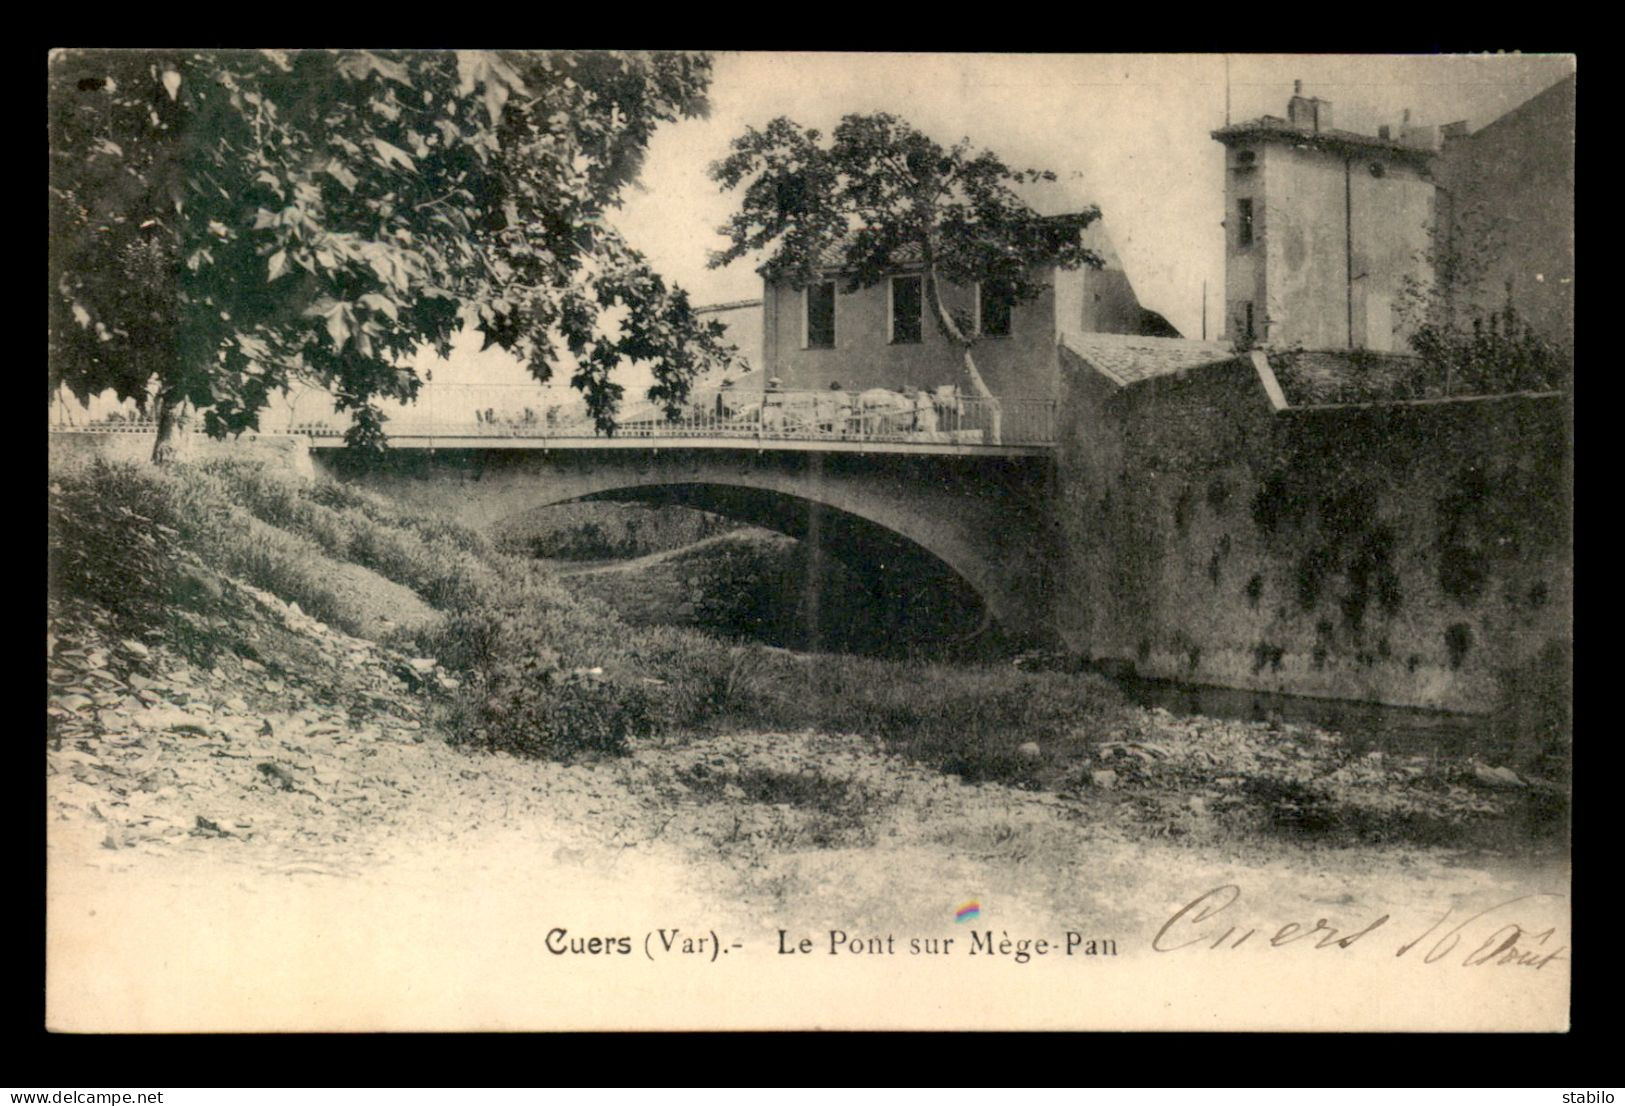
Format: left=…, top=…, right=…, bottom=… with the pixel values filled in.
left=979, top=280, right=1013, bottom=338
left=890, top=275, right=923, bottom=344
left=805, top=281, right=835, bottom=349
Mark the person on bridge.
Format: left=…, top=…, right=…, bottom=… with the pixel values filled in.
left=910, top=387, right=939, bottom=436
left=761, top=377, right=786, bottom=435
left=715, top=378, right=735, bottom=421
left=822, top=381, right=853, bottom=436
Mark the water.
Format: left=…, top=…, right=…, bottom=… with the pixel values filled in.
left=1118, top=677, right=1495, bottom=760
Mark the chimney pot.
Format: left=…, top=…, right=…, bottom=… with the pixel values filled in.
left=1403, top=108, right=1412, bottom=124
left=1294, top=79, right=1303, bottom=95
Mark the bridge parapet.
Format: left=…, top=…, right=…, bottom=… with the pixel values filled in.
left=56, top=388, right=1056, bottom=451
left=321, top=389, right=1055, bottom=448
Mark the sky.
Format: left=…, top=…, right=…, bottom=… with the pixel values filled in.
left=57, top=52, right=1577, bottom=424
left=617, top=52, right=1575, bottom=337
left=441, top=51, right=1575, bottom=405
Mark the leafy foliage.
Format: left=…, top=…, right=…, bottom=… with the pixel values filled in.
left=708, top=112, right=1103, bottom=403
left=1397, top=195, right=1572, bottom=398
left=1409, top=305, right=1573, bottom=397
left=49, top=49, right=734, bottom=451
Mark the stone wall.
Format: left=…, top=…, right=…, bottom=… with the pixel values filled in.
left=1054, top=346, right=1572, bottom=716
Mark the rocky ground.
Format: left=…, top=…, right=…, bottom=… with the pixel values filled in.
left=47, top=567, right=1571, bottom=1031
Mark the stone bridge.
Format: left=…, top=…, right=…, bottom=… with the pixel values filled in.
left=312, top=440, right=1062, bottom=641
left=55, top=353, right=1571, bottom=719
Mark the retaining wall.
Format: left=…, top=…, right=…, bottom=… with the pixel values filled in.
left=1054, top=347, right=1572, bottom=716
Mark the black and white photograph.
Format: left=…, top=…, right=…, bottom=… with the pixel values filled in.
left=46, top=50, right=1574, bottom=1032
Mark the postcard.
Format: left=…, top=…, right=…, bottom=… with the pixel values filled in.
left=47, top=50, right=1573, bottom=1032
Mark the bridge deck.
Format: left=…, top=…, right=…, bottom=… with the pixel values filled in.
left=303, top=432, right=1052, bottom=457
left=55, top=389, right=1059, bottom=456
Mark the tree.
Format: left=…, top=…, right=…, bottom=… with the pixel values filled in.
left=1398, top=197, right=1571, bottom=397
left=49, top=49, right=733, bottom=461
left=708, top=113, right=1103, bottom=443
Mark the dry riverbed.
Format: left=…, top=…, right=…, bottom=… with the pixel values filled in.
left=46, top=582, right=1570, bottom=1031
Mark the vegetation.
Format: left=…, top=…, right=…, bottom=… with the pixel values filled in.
left=1396, top=196, right=1572, bottom=399
left=49, top=49, right=732, bottom=458
left=48, top=455, right=1122, bottom=768
left=48, top=453, right=1565, bottom=846
left=709, top=112, right=1103, bottom=436
left=494, top=502, right=741, bottom=561
left=1409, top=305, right=1572, bottom=397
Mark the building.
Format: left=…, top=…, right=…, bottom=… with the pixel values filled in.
left=1212, top=81, right=1437, bottom=353
left=1211, top=73, right=1575, bottom=360
left=1432, top=73, right=1575, bottom=353
left=755, top=215, right=1176, bottom=401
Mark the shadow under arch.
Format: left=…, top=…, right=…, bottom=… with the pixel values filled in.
left=561, top=481, right=1000, bottom=657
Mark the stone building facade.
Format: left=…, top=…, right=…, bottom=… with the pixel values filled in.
left=755, top=222, right=1173, bottom=399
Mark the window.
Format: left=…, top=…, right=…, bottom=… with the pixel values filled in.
left=1243, top=302, right=1255, bottom=341
left=804, top=282, right=835, bottom=349
left=978, top=280, right=1013, bottom=338
left=889, top=275, right=923, bottom=344
left=1237, top=198, right=1255, bottom=248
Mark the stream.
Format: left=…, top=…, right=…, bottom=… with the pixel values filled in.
left=1118, top=676, right=1494, bottom=758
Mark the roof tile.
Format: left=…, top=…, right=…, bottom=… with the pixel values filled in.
left=1059, top=331, right=1236, bottom=386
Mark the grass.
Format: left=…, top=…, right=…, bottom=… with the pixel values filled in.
left=49, top=453, right=1127, bottom=774
left=50, top=456, right=364, bottom=638
left=493, top=501, right=742, bottom=561
left=46, top=452, right=1567, bottom=852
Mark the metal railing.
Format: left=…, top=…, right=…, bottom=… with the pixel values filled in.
left=56, top=388, right=1059, bottom=448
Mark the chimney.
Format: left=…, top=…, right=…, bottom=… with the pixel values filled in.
left=1378, top=124, right=1391, bottom=140
left=1287, top=81, right=1330, bottom=132
left=1440, top=120, right=1470, bottom=148
left=1400, top=108, right=1440, bottom=151
left=1287, top=80, right=1313, bottom=127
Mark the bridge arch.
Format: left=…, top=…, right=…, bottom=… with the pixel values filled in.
left=315, top=446, right=1059, bottom=641
left=554, top=481, right=995, bottom=649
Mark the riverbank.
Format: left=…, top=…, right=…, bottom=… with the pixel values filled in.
left=48, top=579, right=1568, bottom=1030
left=47, top=452, right=1570, bottom=1029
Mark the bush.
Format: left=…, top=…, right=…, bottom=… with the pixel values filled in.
left=457, top=667, right=654, bottom=759
left=49, top=461, right=186, bottom=630
left=52, top=454, right=1127, bottom=770
left=50, top=458, right=371, bottom=638
left=494, top=502, right=740, bottom=561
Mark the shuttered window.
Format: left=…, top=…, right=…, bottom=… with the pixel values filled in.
left=805, top=282, right=836, bottom=349
left=979, top=280, right=1013, bottom=338
left=890, top=275, right=923, bottom=344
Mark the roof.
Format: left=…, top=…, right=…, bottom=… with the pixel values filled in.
left=1059, top=331, right=1236, bottom=387
left=1463, top=72, right=1575, bottom=144
left=1212, top=117, right=1437, bottom=163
